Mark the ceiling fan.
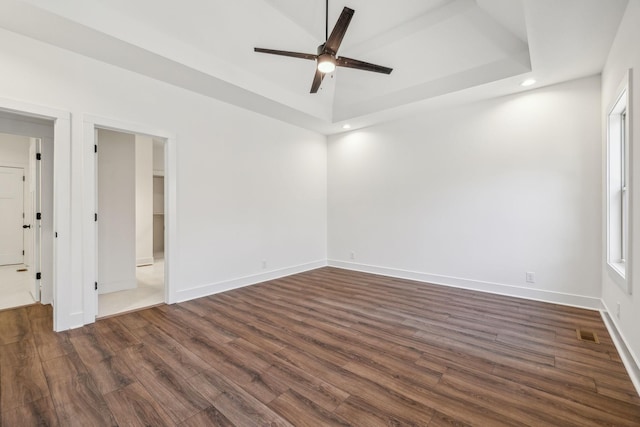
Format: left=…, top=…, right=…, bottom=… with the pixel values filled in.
left=254, top=1, right=393, bottom=93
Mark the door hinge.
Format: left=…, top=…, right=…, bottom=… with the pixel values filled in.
left=95, top=213, right=98, bottom=222
left=94, top=144, right=97, bottom=153
left=55, top=232, right=58, bottom=238
left=36, top=272, right=41, bottom=280
left=36, top=212, right=42, bottom=220
left=23, top=175, right=25, bottom=182
left=95, top=282, right=98, bottom=291
left=22, top=250, right=24, bottom=255
left=36, top=153, right=41, bottom=160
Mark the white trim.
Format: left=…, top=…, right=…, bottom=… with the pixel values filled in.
left=328, top=260, right=602, bottom=310
left=66, top=311, right=85, bottom=330
left=0, top=161, right=27, bottom=169
left=606, top=69, right=633, bottom=294
left=600, top=302, right=640, bottom=396
left=0, top=97, right=71, bottom=331
left=82, top=114, right=178, bottom=324
left=174, top=260, right=327, bottom=303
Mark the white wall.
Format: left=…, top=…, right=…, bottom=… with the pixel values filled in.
left=0, top=27, right=327, bottom=328
left=135, top=134, right=154, bottom=266
left=601, top=0, right=640, bottom=377
left=328, top=76, right=602, bottom=307
left=97, top=129, right=136, bottom=294
left=0, top=132, right=29, bottom=166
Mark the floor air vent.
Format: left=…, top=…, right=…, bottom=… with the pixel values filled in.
left=576, top=329, right=599, bottom=344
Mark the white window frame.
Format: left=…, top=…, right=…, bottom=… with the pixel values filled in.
left=606, top=70, right=632, bottom=294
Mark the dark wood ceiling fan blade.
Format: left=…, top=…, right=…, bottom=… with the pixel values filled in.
left=310, top=68, right=325, bottom=93
left=254, top=48, right=317, bottom=61
left=324, top=7, right=354, bottom=55
left=336, top=56, right=393, bottom=74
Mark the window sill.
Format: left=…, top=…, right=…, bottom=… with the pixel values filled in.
left=607, top=261, right=629, bottom=292
left=610, top=261, right=626, bottom=277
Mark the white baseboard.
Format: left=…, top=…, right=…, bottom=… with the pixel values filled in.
left=600, top=302, right=640, bottom=396
left=99, top=279, right=137, bottom=295
left=327, top=260, right=602, bottom=310
left=56, top=311, right=85, bottom=332
left=136, top=257, right=154, bottom=267
left=174, top=260, right=327, bottom=303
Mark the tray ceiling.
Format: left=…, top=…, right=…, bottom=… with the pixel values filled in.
left=0, top=0, right=629, bottom=134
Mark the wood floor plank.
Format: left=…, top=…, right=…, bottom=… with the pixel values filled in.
left=83, top=354, right=135, bottom=395
left=275, top=346, right=437, bottom=423
left=0, top=359, right=49, bottom=413
left=0, top=308, right=31, bottom=345
left=0, top=267, right=638, bottom=425
left=268, top=389, right=351, bottom=427
left=184, top=334, right=279, bottom=404
left=441, top=366, right=639, bottom=426
left=103, top=382, right=174, bottom=427
left=118, top=343, right=210, bottom=424
left=334, top=395, right=431, bottom=426
left=178, top=405, right=236, bottom=427
left=28, top=317, right=73, bottom=362
left=0, top=337, right=39, bottom=368
left=42, top=353, right=116, bottom=427
left=134, top=324, right=211, bottom=379
left=427, top=410, right=472, bottom=427
left=186, top=368, right=294, bottom=427
left=263, top=361, right=349, bottom=412
left=68, top=329, right=114, bottom=365
left=0, top=396, right=59, bottom=427
left=93, top=317, right=141, bottom=353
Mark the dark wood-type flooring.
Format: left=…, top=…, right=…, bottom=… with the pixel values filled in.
left=1, top=267, right=640, bottom=426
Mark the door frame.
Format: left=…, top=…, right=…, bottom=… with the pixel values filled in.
left=27, top=137, right=42, bottom=302
left=0, top=97, right=71, bottom=332
left=83, top=115, right=177, bottom=323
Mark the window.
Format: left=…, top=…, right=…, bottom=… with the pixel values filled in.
left=607, top=72, right=631, bottom=293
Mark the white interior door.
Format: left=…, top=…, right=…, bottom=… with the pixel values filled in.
left=0, top=166, right=24, bottom=266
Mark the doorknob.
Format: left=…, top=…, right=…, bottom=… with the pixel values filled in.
left=23, top=224, right=31, bottom=229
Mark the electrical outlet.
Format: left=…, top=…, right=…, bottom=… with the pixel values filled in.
left=350, top=251, right=355, bottom=260
left=616, top=302, right=621, bottom=319
left=262, top=260, right=267, bottom=269
left=525, top=272, right=535, bottom=283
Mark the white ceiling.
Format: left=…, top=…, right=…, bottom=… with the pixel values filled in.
left=0, top=0, right=629, bottom=134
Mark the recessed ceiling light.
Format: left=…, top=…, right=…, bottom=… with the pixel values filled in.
left=342, top=124, right=352, bottom=129
left=521, top=79, right=536, bottom=87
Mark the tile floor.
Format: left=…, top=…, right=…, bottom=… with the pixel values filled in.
left=0, top=263, right=36, bottom=311
left=97, top=255, right=165, bottom=318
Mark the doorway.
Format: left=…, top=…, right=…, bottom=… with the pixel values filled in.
left=0, top=128, right=51, bottom=312
left=95, top=128, right=167, bottom=317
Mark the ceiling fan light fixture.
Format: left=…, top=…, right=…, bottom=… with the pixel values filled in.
left=317, top=54, right=336, bottom=73
left=254, top=5, right=392, bottom=93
